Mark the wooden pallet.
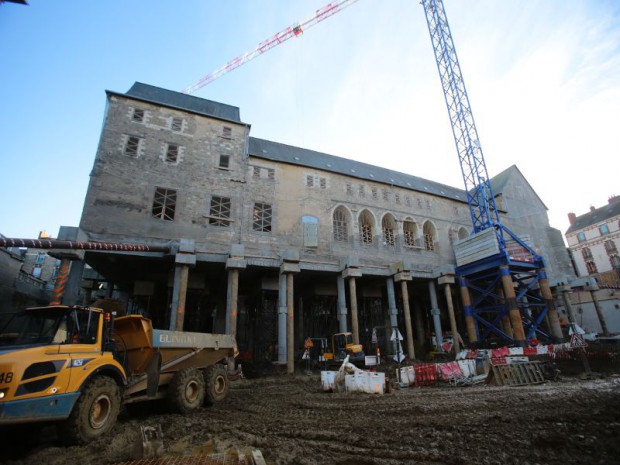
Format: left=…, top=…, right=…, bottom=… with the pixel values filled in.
left=486, top=361, right=547, bottom=386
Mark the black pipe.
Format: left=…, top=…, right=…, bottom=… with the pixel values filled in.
left=0, top=238, right=171, bottom=253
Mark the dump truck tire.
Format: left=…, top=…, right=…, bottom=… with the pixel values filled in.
left=167, top=367, right=206, bottom=414
left=60, top=376, right=121, bottom=445
left=204, top=364, right=229, bottom=405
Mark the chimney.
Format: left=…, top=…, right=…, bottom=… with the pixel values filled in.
left=609, top=195, right=620, bottom=205
left=568, top=212, right=576, bottom=225
left=590, top=206, right=596, bottom=212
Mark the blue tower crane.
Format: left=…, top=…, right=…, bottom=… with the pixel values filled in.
left=421, top=0, right=563, bottom=346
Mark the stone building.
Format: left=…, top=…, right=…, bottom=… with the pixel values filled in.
left=73, top=82, right=574, bottom=362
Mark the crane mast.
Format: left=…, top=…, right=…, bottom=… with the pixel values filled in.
left=421, top=0, right=504, bottom=247
left=421, top=0, right=561, bottom=346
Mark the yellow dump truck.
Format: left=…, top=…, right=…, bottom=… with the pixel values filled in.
left=0, top=305, right=236, bottom=444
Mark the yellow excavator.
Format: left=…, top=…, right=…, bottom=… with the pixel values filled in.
left=322, top=332, right=365, bottom=364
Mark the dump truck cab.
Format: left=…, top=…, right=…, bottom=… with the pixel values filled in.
left=1, top=305, right=236, bottom=444
left=0, top=306, right=124, bottom=426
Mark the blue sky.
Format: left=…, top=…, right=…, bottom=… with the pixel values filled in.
left=0, top=0, right=618, bottom=241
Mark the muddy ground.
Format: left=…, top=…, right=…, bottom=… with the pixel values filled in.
left=3, top=371, right=620, bottom=465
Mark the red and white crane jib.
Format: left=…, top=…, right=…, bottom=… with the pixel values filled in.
left=182, top=0, right=360, bottom=94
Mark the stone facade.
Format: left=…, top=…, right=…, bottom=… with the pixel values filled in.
left=75, top=82, right=574, bottom=359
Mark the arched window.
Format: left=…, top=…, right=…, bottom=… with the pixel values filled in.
left=359, top=210, right=374, bottom=245
left=423, top=221, right=437, bottom=252
left=458, top=227, right=469, bottom=240
left=403, top=219, right=418, bottom=247
left=332, top=207, right=350, bottom=242
left=382, top=214, right=396, bottom=247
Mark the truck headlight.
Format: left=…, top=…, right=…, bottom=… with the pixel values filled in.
left=0, top=388, right=8, bottom=399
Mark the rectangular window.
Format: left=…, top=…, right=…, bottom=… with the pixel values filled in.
left=358, top=185, right=365, bottom=198
left=346, top=183, right=353, bottom=196
left=267, top=168, right=275, bottom=180
left=306, top=175, right=314, bottom=188
left=209, top=196, right=231, bottom=227
left=171, top=117, right=183, bottom=132
left=395, top=193, right=401, bottom=204
left=253, top=166, right=261, bottom=178
left=132, top=109, right=144, bottom=123
left=577, top=232, right=586, bottom=243
left=372, top=188, right=378, bottom=200
left=600, top=224, right=610, bottom=235
left=253, top=202, right=272, bottom=232
left=35, top=252, right=46, bottom=264
left=125, top=136, right=141, bottom=157
left=152, top=187, right=176, bottom=221
left=165, top=144, right=179, bottom=163
left=222, top=126, right=232, bottom=138
left=382, top=190, right=389, bottom=201
left=219, top=154, right=230, bottom=169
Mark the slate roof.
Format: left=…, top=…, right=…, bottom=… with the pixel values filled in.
left=109, top=82, right=245, bottom=124
left=248, top=137, right=469, bottom=203
left=566, top=200, right=620, bottom=234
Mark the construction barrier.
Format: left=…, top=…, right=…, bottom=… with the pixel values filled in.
left=414, top=363, right=437, bottom=386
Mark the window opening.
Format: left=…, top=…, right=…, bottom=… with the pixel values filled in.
left=165, top=144, right=179, bottom=163
left=222, top=126, right=232, bottom=138
left=152, top=188, right=177, bottom=221
left=382, top=216, right=396, bottom=246
left=125, top=136, right=141, bottom=157
left=253, top=203, right=272, bottom=232
left=333, top=208, right=349, bottom=242
left=359, top=211, right=373, bottom=245
left=132, top=109, right=144, bottom=123
left=219, top=154, right=230, bottom=169
left=171, top=117, right=183, bottom=132
left=403, top=221, right=418, bottom=247
left=209, top=196, right=231, bottom=226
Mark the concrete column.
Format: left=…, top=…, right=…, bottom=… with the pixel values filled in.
left=337, top=275, right=348, bottom=333
left=500, top=266, right=525, bottom=345
left=588, top=286, right=610, bottom=336
left=63, top=259, right=85, bottom=306
left=386, top=277, right=399, bottom=356
left=278, top=273, right=287, bottom=364
left=439, top=275, right=460, bottom=353
left=225, top=268, right=239, bottom=337
left=396, top=272, right=415, bottom=360
left=428, top=280, right=443, bottom=349
left=287, top=273, right=295, bottom=374
left=170, top=263, right=189, bottom=331
left=458, top=276, right=478, bottom=345
left=538, top=269, right=563, bottom=342
left=50, top=258, right=71, bottom=305
left=349, top=277, right=360, bottom=345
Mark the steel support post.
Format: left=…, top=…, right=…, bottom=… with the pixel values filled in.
left=443, top=282, right=461, bottom=353
left=500, top=266, right=525, bottom=345
left=498, top=287, right=515, bottom=340
left=226, top=268, right=239, bottom=337
left=49, top=258, right=71, bottom=305
left=428, top=280, right=443, bottom=349
left=348, top=277, right=360, bottom=345
left=537, top=269, right=563, bottom=341
left=170, top=264, right=189, bottom=331
left=458, top=276, right=478, bottom=345
left=399, top=279, right=415, bottom=360
left=386, top=277, right=399, bottom=355
left=561, top=288, right=577, bottom=325
left=590, top=289, right=610, bottom=336
left=287, top=272, right=295, bottom=374
left=337, top=275, right=348, bottom=333
left=278, top=273, right=287, bottom=364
